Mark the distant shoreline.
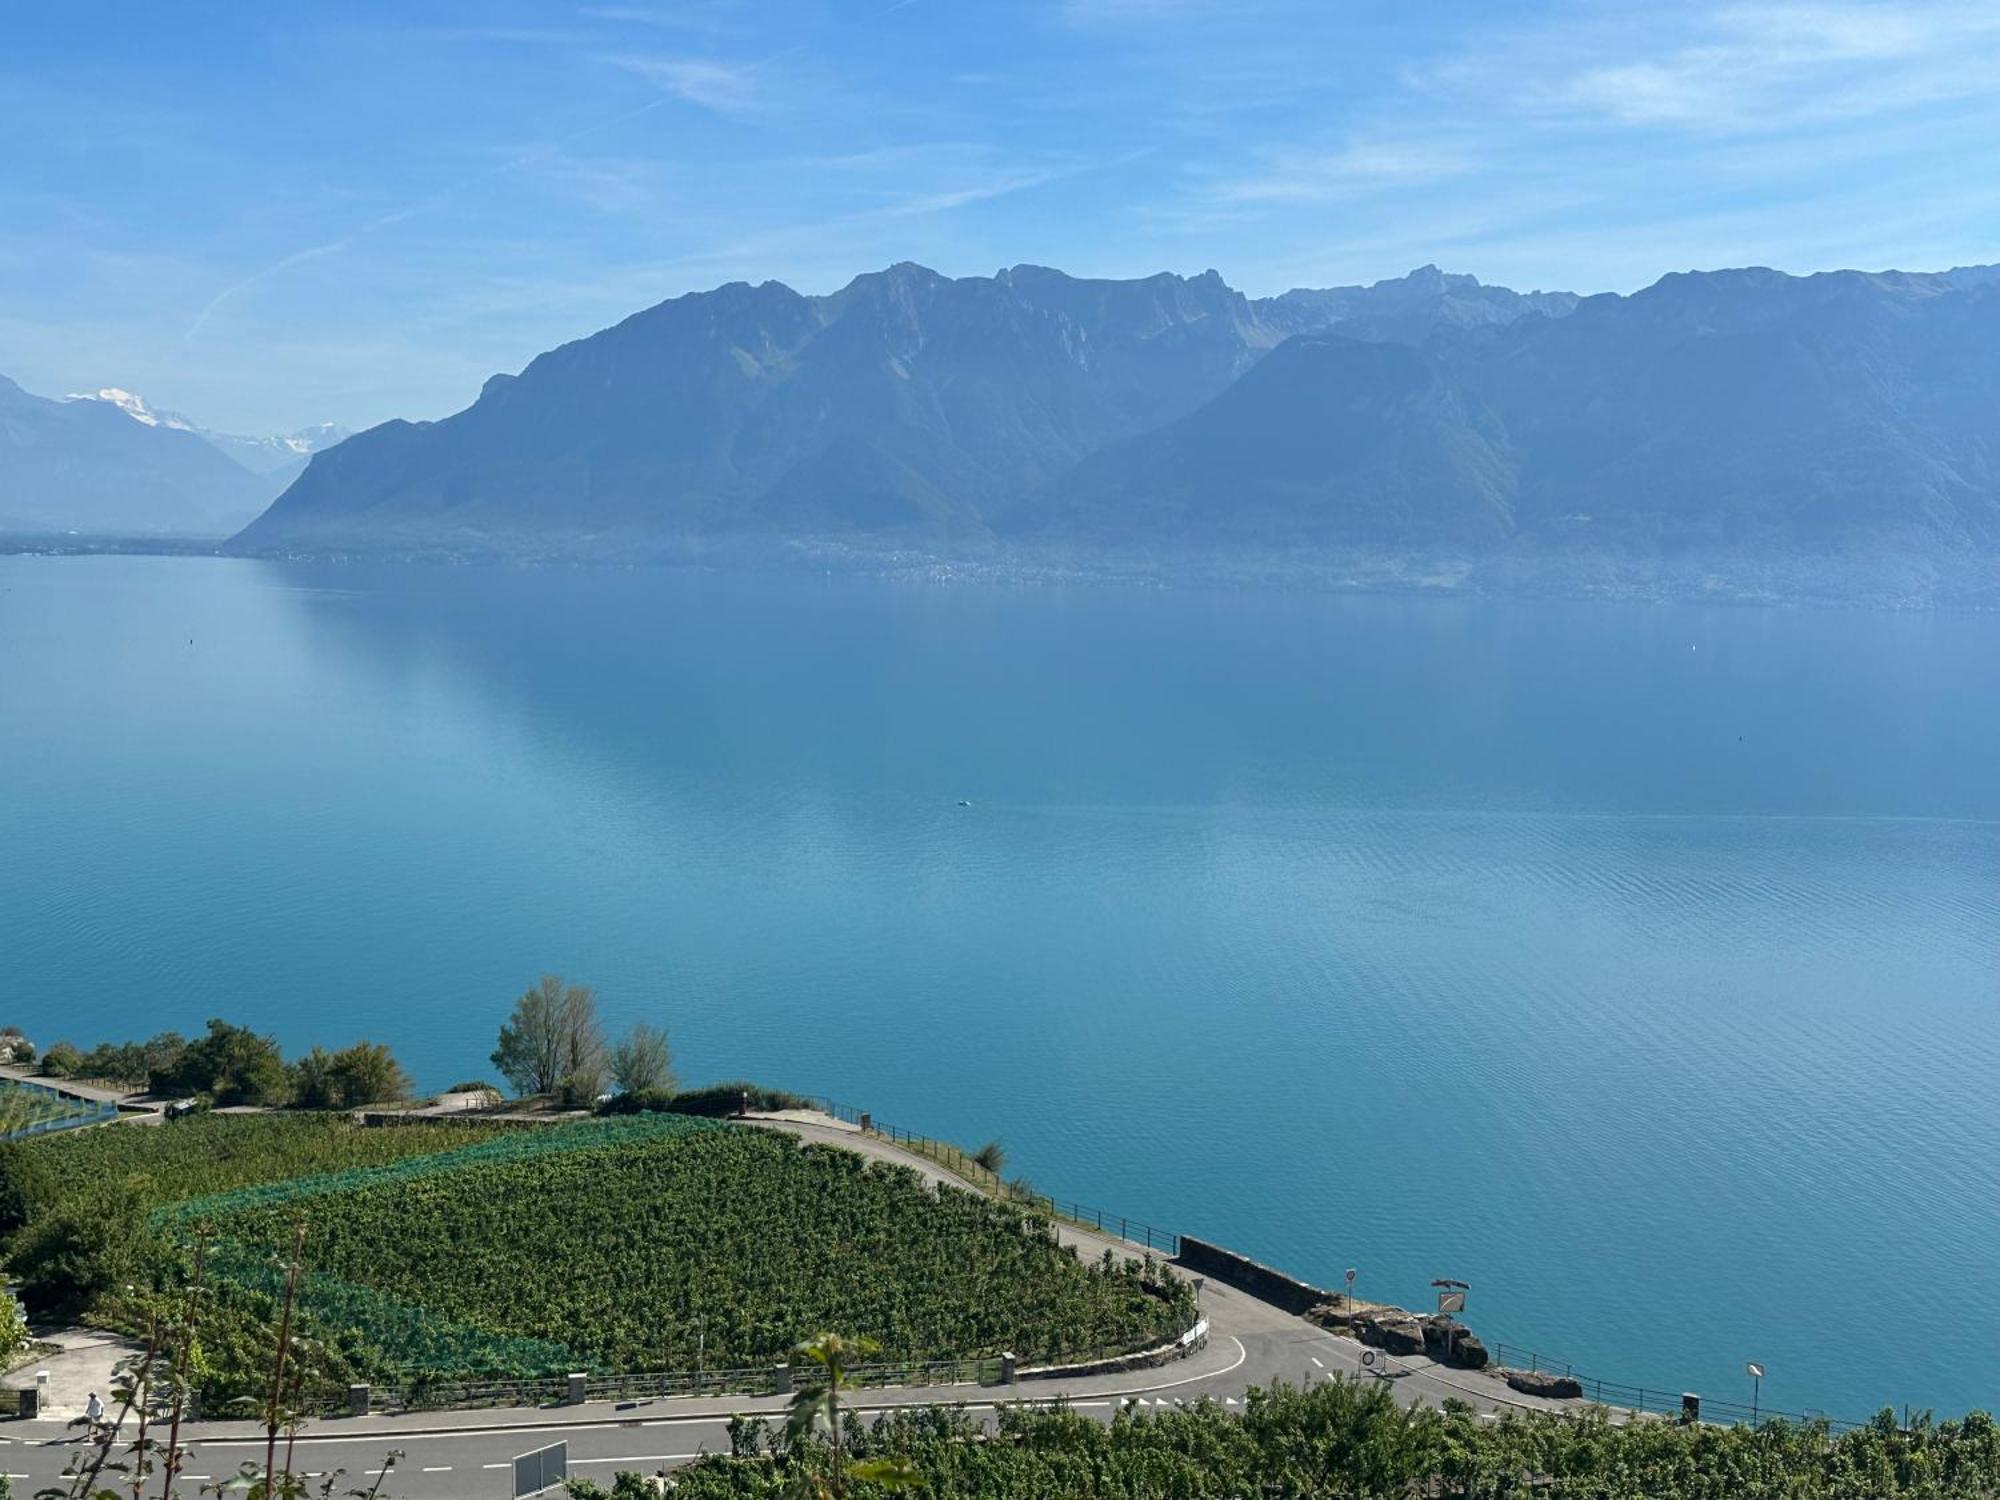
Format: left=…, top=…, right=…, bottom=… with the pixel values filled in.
left=5, top=530, right=1996, bottom=611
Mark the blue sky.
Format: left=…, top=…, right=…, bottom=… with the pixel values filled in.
left=4, top=0, right=1997, bottom=434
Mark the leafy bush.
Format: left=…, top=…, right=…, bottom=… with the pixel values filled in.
left=37, top=1042, right=82, bottom=1079
left=659, top=1082, right=813, bottom=1117
left=291, top=1041, right=412, bottom=1109
left=609, top=1022, right=675, bottom=1095
left=10, top=1181, right=160, bottom=1318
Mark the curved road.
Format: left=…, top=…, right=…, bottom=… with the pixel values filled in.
left=4, top=1116, right=1575, bottom=1496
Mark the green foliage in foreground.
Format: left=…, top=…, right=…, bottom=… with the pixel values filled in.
left=203, top=1124, right=1191, bottom=1376
left=642, top=1380, right=2000, bottom=1500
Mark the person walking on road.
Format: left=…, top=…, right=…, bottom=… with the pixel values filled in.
left=83, top=1390, right=105, bottom=1440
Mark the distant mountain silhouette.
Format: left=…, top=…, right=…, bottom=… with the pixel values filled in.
left=0, top=374, right=275, bottom=538
left=224, top=259, right=2000, bottom=599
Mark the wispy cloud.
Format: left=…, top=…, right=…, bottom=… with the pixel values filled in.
left=601, top=52, right=764, bottom=114
left=1213, top=139, right=1473, bottom=204
left=1449, top=1, right=2000, bottom=132
left=596, top=51, right=760, bottom=114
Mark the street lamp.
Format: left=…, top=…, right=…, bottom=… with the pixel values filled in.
left=1746, top=1362, right=1764, bottom=1425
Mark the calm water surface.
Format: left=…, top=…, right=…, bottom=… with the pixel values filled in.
left=3, top=555, right=1996, bottom=1419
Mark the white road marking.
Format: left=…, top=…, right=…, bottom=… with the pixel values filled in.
left=422, top=1465, right=453, bottom=1471
left=483, top=1462, right=510, bottom=1469
left=1310, top=1356, right=1325, bottom=1369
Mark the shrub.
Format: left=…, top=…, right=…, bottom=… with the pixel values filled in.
left=447, top=1080, right=500, bottom=1096
left=38, top=1042, right=81, bottom=1079
left=11, top=1183, right=156, bottom=1318
left=155, top=1019, right=290, bottom=1106
left=608, top=1022, right=676, bottom=1096
left=0, top=1142, right=56, bottom=1239
left=665, top=1082, right=812, bottom=1118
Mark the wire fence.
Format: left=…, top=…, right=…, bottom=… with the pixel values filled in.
left=1488, top=1342, right=1866, bottom=1432
left=339, top=1344, right=1146, bottom=1417
left=806, top=1096, right=1181, bottom=1255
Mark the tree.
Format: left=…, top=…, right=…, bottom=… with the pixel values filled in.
left=290, top=1046, right=340, bottom=1109
left=786, top=1334, right=916, bottom=1499
left=157, top=1019, right=289, bottom=1106
left=492, top=975, right=603, bottom=1097
left=38, top=1041, right=81, bottom=1079
left=608, top=1022, right=676, bottom=1096
left=327, top=1041, right=411, bottom=1107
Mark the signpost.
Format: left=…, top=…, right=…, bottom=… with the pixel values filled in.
left=1431, top=1278, right=1470, bottom=1362
left=1746, top=1362, right=1765, bottom=1424
left=1344, top=1267, right=1357, bottom=1308
left=513, top=1441, right=568, bottom=1498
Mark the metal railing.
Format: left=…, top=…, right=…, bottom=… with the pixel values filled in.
left=807, top=1096, right=1181, bottom=1255
left=345, top=1353, right=1046, bottom=1417
left=1489, top=1342, right=1864, bottom=1431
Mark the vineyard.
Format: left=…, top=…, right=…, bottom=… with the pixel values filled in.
left=9, top=1111, right=512, bottom=1212
left=194, top=1120, right=1190, bottom=1381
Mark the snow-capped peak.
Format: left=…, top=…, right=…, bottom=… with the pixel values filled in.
left=60, top=387, right=350, bottom=473
left=64, top=387, right=197, bottom=431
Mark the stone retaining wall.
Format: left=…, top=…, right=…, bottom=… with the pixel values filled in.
left=1176, top=1235, right=1336, bottom=1314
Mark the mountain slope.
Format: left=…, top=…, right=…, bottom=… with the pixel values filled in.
left=1014, top=335, right=1515, bottom=548
left=228, top=259, right=2000, bottom=599
left=0, top=375, right=275, bottom=538
left=238, top=263, right=1296, bottom=551
left=1009, top=266, right=2000, bottom=575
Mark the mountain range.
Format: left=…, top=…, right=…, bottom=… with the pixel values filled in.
left=0, top=381, right=346, bottom=539
left=14, top=259, right=2000, bottom=601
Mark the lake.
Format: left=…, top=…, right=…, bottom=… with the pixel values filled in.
left=3, top=553, right=1995, bottom=1419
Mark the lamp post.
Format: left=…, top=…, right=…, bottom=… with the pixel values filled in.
left=1746, top=1362, right=1764, bottom=1425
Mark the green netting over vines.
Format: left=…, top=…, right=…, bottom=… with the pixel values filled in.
left=157, top=1113, right=724, bottom=1227
left=203, top=1238, right=581, bottom=1378
left=194, top=1124, right=1190, bottom=1378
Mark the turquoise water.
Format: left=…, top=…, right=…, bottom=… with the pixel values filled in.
left=3, top=554, right=1996, bottom=1419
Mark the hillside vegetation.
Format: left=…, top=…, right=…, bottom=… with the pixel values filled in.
left=192, top=1118, right=1188, bottom=1377
left=0, top=1111, right=1187, bottom=1408
left=645, top=1380, right=2000, bottom=1500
